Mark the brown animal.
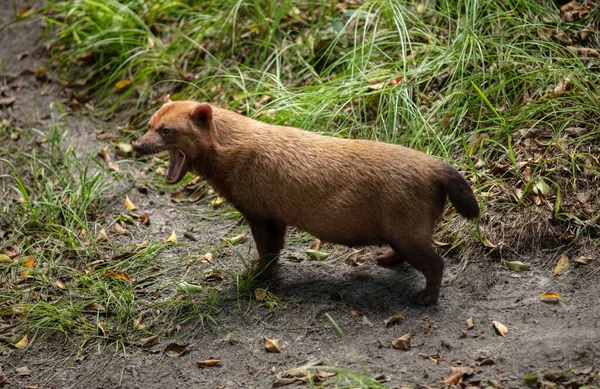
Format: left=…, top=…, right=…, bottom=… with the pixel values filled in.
left=134, top=99, right=479, bottom=305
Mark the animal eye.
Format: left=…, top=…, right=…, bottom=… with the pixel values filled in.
left=160, top=128, right=172, bottom=136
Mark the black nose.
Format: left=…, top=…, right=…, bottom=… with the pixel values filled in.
left=133, top=140, right=146, bottom=154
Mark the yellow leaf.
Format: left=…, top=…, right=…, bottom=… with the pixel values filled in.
left=492, top=320, right=508, bottom=336
left=167, top=231, right=177, bottom=243
left=56, top=279, right=65, bottom=289
left=554, top=253, right=569, bottom=275
left=125, top=195, right=137, bottom=211
left=384, top=313, right=405, bottom=327
left=114, top=79, right=131, bottom=92
left=197, top=359, right=221, bottom=368
left=539, top=292, right=562, bottom=303
left=12, top=334, right=28, bottom=349
left=264, top=337, right=281, bottom=353
left=22, top=256, right=35, bottom=269
left=0, top=253, right=12, bottom=263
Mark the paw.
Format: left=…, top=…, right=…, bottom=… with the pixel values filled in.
left=242, top=258, right=277, bottom=280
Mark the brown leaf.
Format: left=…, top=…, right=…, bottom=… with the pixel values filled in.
left=492, top=320, right=508, bottom=336
left=56, top=279, right=65, bottom=289
left=197, top=359, right=221, bottom=368
left=138, top=213, right=151, bottom=226
left=113, top=222, right=127, bottom=234
left=20, top=256, right=35, bottom=281
left=86, top=302, right=106, bottom=312
left=466, top=317, right=474, bottom=329
left=391, top=333, right=411, bottom=350
left=440, top=366, right=474, bottom=385
left=189, top=189, right=207, bottom=202
left=309, top=238, right=321, bottom=251
left=34, top=66, right=48, bottom=80
left=575, top=256, right=593, bottom=265
left=255, top=288, right=267, bottom=301
left=105, top=270, right=131, bottom=281
left=140, top=335, right=158, bottom=347
left=0, top=95, right=16, bottom=106
left=164, top=343, right=189, bottom=357
left=206, top=271, right=224, bottom=281
left=384, top=313, right=405, bottom=327
left=424, top=320, right=433, bottom=336
left=264, top=337, right=281, bottom=353
left=554, top=253, right=569, bottom=275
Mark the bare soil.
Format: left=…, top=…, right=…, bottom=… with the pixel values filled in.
left=1, top=3, right=599, bottom=389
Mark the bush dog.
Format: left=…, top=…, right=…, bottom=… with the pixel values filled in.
left=134, top=98, right=479, bottom=305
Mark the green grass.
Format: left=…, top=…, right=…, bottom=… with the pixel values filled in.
left=0, top=109, right=226, bottom=348
left=2, top=0, right=600, bottom=384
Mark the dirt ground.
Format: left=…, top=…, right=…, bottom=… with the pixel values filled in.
left=1, top=3, right=599, bottom=389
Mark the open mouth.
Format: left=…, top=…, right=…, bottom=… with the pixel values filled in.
left=166, top=149, right=187, bottom=184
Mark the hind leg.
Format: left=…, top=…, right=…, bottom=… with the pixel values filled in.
left=390, top=243, right=445, bottom=305
left=245, top=215, right=286, bottom=279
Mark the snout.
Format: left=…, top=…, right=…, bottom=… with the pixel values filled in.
left=133, top=136, right=162, bottom=155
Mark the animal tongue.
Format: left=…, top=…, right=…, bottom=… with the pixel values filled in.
left=166, top=149, right=186, bottom=184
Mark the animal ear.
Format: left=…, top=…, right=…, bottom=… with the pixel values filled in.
left=163, top=94, right=173, bottom=104
left=191, top=103, right=213, bottom=128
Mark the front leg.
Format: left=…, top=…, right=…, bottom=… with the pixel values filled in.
left=245, top=215, right=286, bottom=279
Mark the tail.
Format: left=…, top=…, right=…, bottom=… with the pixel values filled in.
left=441, top=165, right=479, bottom=220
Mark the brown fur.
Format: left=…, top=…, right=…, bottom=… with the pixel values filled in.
left=134, top=100, right=479, bottom=305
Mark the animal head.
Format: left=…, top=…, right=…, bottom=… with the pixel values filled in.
left=133, top=98, right=215, bottom=184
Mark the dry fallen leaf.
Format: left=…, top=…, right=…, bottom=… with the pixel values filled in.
left=424, top=320, right=433, bottom=336
left=384, top=313, right=405, bottom=327
left=391, top=333, right=411, bottom=350
left=466, top=317, right=474, bottom=330
left=264, top=337, right=281, bottom=353
left=140, top=335, right=158, bottom=347
left=554, top=253, right=569, bottom=275
left=114, top=79, right=131, bottom=92
left=0, top=253, right=12, bottom=264
left=56, top=279, right=65, bottom=289
left=86, top=302, right=106, bottom=312
left=167, top=231, right=177, bottom=243
left=197, top=359, right=221, bottom=368
left=505, top=260, right=530, bottom=272
left=255, top=288, right=267, bottom=302
left=575, top=256, right=593, bottom=265
left=20, top=256, right=35, bottom=281
left=124, top=195, right=137, bottom=211
left=12, top=334, right=28, bottom=349
left=309, top=238, right=321, bottom=251
left=492, top=320, right=509, bottom=336
left=164, top=343, right=189, bottom=357
left=105, top=270, right=131, bottom=281
left=539, top=292, right=562, bottom=303
left=98, top=321, right=107, bottom=336
left=440, top=366, right=474, bottom=385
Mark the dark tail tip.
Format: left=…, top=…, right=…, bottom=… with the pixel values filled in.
left=443, top=165, right=479, bottom=220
